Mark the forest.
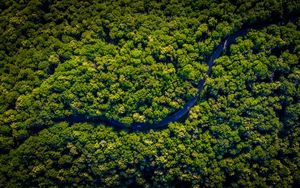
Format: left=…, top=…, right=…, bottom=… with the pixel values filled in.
left=0, top=0, right=299, bottom=187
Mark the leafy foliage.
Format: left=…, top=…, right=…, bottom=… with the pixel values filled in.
left=0, top=0, right=299, bottom=187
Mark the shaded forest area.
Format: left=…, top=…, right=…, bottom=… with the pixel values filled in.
left=0, top=0, right=299, bottom=187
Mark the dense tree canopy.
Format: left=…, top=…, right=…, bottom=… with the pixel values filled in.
left=0, top=0, right=299, bottom=187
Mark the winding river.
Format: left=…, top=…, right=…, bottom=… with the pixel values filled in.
left=61, top=28, right=250, bottom=131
